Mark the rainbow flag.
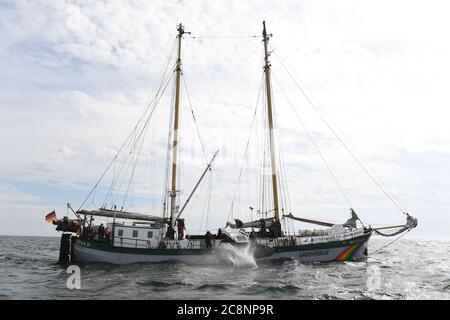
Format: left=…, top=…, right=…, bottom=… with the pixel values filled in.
left=45, top=210, right=57, bottom=223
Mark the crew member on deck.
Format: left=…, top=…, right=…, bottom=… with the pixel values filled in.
left=98, top=223, right=105, bottom=240
left=205, top=231, right=212, bottom=249
left=177, top=219, right=186, bottom=240
left=166, top=219, right=175, bottom=240
left=104, top=227, right=111, bottom=244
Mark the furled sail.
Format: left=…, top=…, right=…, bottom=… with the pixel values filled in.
left=77, top=209, right=165, bottom=223
left=226, top=217, right=275, bottom=229
left=373, top=213, right=418, bottom=237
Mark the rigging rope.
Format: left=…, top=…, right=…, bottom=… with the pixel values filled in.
left=286, top=78, right=408, bottom=213
left=101, top=71, right=175, bottom=208
left=369, top=229, right=411, bottom=256
left=269, top=43, right=407, bottom=215
left=162, top=74, right=176, bottom=218
left=180, top=70, right=234, bottom=221
left=271, top=71, right=353, bottom=208
left=270, top=75, right=293, bottom=223
left=181, top=72, right=225, bottom=230
left=188, top=170, right=213, bottom=231
left=205, top=173, right=213, bottom=230
left=211, top=170, right=233, bottom=203
left=121, top=119, right=151, bottom=209
left=228, top=72, right=265, bottom=222
left=77, top=46, right=176, bottom=212
left=181, top=73, right=209, bottom=164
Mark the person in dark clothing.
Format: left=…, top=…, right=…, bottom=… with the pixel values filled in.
left=177, top=219, right=185, bottom=240
left=259, top=219, right=266, bottom=237
left=165, top=218, right=175, bottom=240
left=273, top=220, right=282, bottom=237
left=268, top=220, right=282, bottom=238
left=166, top=225, right=175, bottom=240
left=98, top=223, right=105, bottom=240
left=104, top=227, right=111, bottom=244
left=205, top=231, right=212, bottom=249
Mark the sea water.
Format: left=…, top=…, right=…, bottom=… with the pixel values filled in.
left=0, top=235, right=449, bottom=299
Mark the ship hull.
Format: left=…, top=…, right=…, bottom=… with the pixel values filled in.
left=266, top=242, right=368, bottom=262
left=71, top=231, right=372, bottom=264
left=256, top=230, right=371, bottom=262
left=72, top=240, right=219, bottom=264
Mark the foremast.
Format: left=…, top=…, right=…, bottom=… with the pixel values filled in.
left=169, top=23, right=187, bottom=230
left=262, top=21, right=281, bottom=224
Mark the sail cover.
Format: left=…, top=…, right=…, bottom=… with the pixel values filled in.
left=77, top=209, right=164, bottom=223
left=227, top=218, right=275, bottom=229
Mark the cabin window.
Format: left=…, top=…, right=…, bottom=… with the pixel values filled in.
left=118, top=229, right=123, bottom=237
left=132, top=230, right=138, bottom=238
left=147, top=231, right=153, bottom=239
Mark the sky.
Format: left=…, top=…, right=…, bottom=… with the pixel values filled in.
left=1, top=0, right=449, bottom=238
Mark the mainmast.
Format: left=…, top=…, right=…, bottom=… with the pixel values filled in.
left=169, top=23, right=188, bottom=229
left=262, top=21, right=280, bottom=223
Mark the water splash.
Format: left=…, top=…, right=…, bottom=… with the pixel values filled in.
left=215, top=243, right=257, bottom=268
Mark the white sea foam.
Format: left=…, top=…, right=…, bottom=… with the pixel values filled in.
left=215, top=243, right=257, bottom=268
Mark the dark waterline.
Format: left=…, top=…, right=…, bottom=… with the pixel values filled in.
left=0, top=236, right=449, bottom=299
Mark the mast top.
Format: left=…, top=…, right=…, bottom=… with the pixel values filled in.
left=262, top=21, right=272, bottom=41
left=177, top=23, right=190, bottom=38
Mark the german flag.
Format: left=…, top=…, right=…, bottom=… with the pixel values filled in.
left=45, top=210, right=57, bottom=223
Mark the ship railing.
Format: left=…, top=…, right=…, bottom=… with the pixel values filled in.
left=113, top=236, right=152, bottom=249
left=159, top=239, right=216, bottom=249
left=295, top=228, right=365, bottom=245
left=254, top=229, right=365, bottom=247
left=110, top=237, right=218, bottom=250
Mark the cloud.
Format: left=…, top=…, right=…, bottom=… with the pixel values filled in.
left=1, top=0, right=450, bottom=237
left=0, top=184, right=40, bottom=202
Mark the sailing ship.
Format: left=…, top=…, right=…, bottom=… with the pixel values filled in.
left=49, top=22, right=417, bottom=265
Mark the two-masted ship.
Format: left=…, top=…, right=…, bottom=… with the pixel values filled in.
left=48, top=22, right=417, bottom=265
